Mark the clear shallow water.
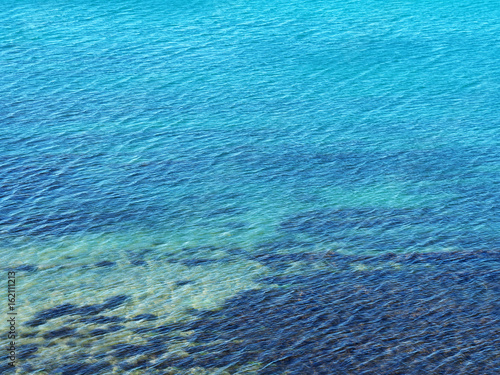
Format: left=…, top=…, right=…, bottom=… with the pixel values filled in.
left=1, top=0, right=500, bottom=373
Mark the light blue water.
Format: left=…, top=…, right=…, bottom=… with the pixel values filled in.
left=1, top=0, right=499, bottom=373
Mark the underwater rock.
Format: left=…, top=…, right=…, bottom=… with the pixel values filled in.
left=27, top=295, right=130, bottom=327
left=17, top=344, right=38, bottom=359
left=13, top=264, right=38, bottom=272
left=79, top=315, right=126, bottom=324
left=151, top=325, right=178, bottom=334
left=94, top=261, right=116, bottom=268
left=88, top=329, right=108, bottom=337
left=26, top=303, right=77, bottom=326
left=43, top=327, right=76, bottom=339
left=74, top=304, right=103, bottom=316
left=175, top=280, right=194, bottom=287
left=107, top=325, right=124, bottom=332
left=100, top=295, right=130, bottom=310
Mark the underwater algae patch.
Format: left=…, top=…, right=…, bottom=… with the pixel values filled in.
left=11, top=249, right=500, bottom=374
left=171, top=250, right=500, bottom=374
left=279, top=207, right=499, bottom=251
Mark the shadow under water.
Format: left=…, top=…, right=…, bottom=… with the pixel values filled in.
left=279, top=207, right=500, bottom=251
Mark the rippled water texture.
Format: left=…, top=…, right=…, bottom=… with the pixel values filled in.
left=2, top=0, right=499, bottom=373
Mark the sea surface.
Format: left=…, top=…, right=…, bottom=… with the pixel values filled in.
left=1, top=0, right=500, bottom=373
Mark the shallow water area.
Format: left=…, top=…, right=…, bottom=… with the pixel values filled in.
left=6, top=246, right=500, bottom=374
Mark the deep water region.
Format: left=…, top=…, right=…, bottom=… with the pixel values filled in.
left=2, top=0, right=499, bottom=373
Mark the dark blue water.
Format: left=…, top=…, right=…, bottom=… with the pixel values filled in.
left=2, top=0, right=499, bottom=373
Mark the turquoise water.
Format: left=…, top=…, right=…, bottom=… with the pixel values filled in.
left=2, top=0, right=500, bottom=373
